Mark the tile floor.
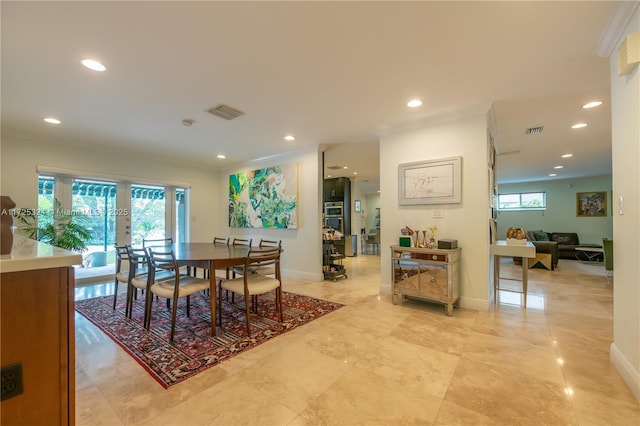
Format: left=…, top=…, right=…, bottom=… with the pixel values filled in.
left=75, top=255, right=639, bottom=425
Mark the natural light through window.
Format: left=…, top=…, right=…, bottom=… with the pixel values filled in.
left=498, top=192, right=546, bottom=211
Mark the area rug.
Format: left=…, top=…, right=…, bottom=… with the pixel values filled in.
left=75, top=290, right=343, bottom=388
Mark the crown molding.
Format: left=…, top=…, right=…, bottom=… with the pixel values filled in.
left=596, top=1, right=640, bottom=58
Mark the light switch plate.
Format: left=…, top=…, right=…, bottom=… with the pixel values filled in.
left=433, top=209, right=444, bottom=218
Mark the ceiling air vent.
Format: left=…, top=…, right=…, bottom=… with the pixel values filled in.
left=525, top=126, right=544, bottom=135
left=327, top=165, right=345, bottom=170
left=206, top=104, right=245, bottom=120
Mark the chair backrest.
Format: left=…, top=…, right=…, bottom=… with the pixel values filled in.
left=259, top=238, right=281, bottom=249
left=232, top=237, right=252, bottom=247
left=126, top=245, right=149, bottom=276
left=142, top=237, right=173, bottom=248
left=114, top=245, right=129, bottom=272
left=213, top=236, right=229, bottom=245
left=244, top=246, right=281, bottom=279
left=147, top=247, right=179, bottom=276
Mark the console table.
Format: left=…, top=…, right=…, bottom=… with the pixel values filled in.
left=390, top=245, right=461, bottom=316
left=490, top=240, right=536, bottom=308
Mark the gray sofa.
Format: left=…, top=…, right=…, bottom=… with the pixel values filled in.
left=547, top=232, right=603, bottom=261
left=528, top=231, right=603, bottom=262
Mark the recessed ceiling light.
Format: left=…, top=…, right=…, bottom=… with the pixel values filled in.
left=81, top=59, right=106, bottom=72
left=353, top=172, right=358, bottom=175
left=44, top=117, right=61, bottom=124
left=554, top=165, right=564, bottom=169
left=407, top=99, right=422, bottom=108
left=582, top=101, right=603, bottom=109
left=549, top=173, right=557, bottom=177
left=284, top=135, right=295, bottom=141
left=571, top=123, right=587, bottom=129
left=327, top=175, right=332, bottom=178
left=216, top=154, right=226, bottom=159
left=343, top=166, right=348, bottom=169
left=561, top=153, right=573, bottom=158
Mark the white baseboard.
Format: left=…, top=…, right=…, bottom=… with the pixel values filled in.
left=610, top=342, right=640, bottom=401
left=459, top=296, right=490, bottom=312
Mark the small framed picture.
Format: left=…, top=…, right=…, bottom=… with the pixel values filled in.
left=354, top=200, right=361, bottom=212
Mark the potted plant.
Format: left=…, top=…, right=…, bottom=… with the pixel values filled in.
left=15, top=198, right=93, bottom=253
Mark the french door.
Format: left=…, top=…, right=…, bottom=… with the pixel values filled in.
left=38, top=175, right=188, bottom=281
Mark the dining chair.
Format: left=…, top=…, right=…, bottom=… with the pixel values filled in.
left=218, top=246, right=283, bottom=336
left=113, top=245, right=130, bottom=310
left=253, top=239, right=282, bottom=276
left=142, top=237, right=173, bottom=248
left=146, top=247, right=210, bottom=343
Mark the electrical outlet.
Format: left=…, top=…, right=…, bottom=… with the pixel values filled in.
left=1, top=362, right=24, bottom=401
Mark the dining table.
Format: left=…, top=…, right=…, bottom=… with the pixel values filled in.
left=151, top=242, right=251, bottom=337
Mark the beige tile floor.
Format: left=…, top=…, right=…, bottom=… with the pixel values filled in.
left=75, top=255, right=639, bottom=425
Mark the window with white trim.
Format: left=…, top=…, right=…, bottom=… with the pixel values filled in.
left=498, top=192, right=546, bottom=211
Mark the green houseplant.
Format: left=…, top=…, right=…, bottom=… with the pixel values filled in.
left=15, top=198, right=93, bottom=253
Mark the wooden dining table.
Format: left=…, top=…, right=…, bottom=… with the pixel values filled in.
left=152, top=242, right=251, bottom=337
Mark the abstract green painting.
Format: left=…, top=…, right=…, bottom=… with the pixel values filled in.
left=229, top=163, right=298, bottom=228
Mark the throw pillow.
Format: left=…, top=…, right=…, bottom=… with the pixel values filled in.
left=532, top=230, right=549, bottom=241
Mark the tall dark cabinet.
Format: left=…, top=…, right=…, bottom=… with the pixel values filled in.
left=323, top=177, right=351, bottom=235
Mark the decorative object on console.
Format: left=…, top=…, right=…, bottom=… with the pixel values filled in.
left=506, top=227, right=527, bottom=245
left=428, top=225, right=437, bottom=248
left=438, top=239, right=458, bottom=249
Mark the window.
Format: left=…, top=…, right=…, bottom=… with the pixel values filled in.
left=498, top=192, right=546, bottom=210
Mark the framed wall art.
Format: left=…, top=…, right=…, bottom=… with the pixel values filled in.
left=229, top=163, right=298, bottom=228
left=576, top=191, right=607, bottom=217
left=398, top=156, right=462, bottom=205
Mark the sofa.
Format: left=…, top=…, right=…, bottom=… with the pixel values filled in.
left=529, top=231, right=603, bottom=261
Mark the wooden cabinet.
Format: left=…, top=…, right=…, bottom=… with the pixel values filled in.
left=324, top=177, right=348, bottom=201
left=390, top=245, right=461, bottom=316
left=1, top=236, right=80, bottom=425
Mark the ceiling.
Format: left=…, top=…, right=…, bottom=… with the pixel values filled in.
left=1, top=1, right=622, bottom=193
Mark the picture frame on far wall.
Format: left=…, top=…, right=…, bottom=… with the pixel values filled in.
left=576, top=191, right=607, bottom=217
left=354, top=199, right=361, bottom=212
left=398, top=156, right=462, bottom=205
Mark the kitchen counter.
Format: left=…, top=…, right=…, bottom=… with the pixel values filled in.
left=0, top=234, right=83, bottom=273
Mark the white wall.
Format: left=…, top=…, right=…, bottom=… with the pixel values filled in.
left=380, top=113, right=491, bottom=311
left=609, top=6, right=640, bottom=401
left=0, top=135, right=219, bottom=241
left=216, top=146, right=324, bottom=281
left=0, top=136, right=325, bottom=282
left=497, top=176, right=613, bottom=243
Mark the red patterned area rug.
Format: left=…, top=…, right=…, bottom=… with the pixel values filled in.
left=75, top=290, right=343, bottom=388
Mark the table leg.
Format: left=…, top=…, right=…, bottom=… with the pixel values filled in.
left=522, top=257, right=528, bottom=308
left=209, top=259, right=217, bottom=336
left=493, top=255, right=500, bottom=304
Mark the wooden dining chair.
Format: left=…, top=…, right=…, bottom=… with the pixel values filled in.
left=113, top=245, right=130, bottom=310
left=142, top=237, right=173, bottom=248
left=218, top=246, right=283, bottom=336
left=146, top=247, right=210, bottom=343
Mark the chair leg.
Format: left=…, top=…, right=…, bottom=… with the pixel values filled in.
left=217, top=281, right=223, bottom=327
left=277, top=287, right=283, bottom=322
left=143, top=288, right=153, bottom=330
left=244, top=293, right=252, bottom=336
left=113, top=278, right=119, bottom=310
left=170, top=296, right=178, bottom=343
left=186, top=295, right=191, bottom=317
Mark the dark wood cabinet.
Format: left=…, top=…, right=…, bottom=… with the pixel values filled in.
left=324, top=177, right=348, bottom=201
